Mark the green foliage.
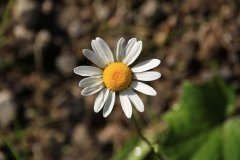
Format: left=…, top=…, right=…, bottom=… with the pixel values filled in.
left=112, top=79, right=239, bottom=160
left=162, top=79, right=237, bottom=160
left=223, top=118, right=240, bottom=160
left=112, top=137, right=141, bottom=160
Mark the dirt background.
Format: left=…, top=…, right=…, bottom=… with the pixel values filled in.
left=0, top=0, right=240, bottom=159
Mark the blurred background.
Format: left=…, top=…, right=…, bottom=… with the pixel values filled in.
left=0, top=0, right=240, bottom=160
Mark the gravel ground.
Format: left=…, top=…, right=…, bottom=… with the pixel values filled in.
left=0, top=0, right=240, bottom=159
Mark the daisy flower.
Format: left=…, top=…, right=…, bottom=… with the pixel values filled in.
left=74, top=37, right=161, bottom=118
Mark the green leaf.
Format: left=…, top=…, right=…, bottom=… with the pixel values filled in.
left=223, top=118, right=240, bottom=160
left=161, top=78, right=238, bottom=160
left=112, top=79, right=238, bottom=160
left=112, top=137, right=140, bottom=160
left=191, top=127, right=222, bottom=160
left=111, top=132, right=157, bottom=160
left=163, top=79, right=234, bottom=139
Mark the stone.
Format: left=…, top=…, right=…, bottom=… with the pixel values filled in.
left=55, top=53, right=76, bottom=77
left=0, top=90, right=16, bottom=129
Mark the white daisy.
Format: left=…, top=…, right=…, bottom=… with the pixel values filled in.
left=74, top=37, right=161, bottom=118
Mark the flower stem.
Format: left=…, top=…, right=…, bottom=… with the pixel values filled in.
left=132, top=114, right=165, bottom=160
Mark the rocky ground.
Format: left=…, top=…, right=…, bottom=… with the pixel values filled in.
left=0, top=0, right=240, bottom=159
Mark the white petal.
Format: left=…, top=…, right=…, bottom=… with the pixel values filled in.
left=120, top=38, right=136, bottom=62
left=79, top=76, right=102, bottom=88
left=134, top=71, right=161, bottom=81
left=131, top=81, right=157, bottom=96
left=94, top=88, right=109, bottom=113
left=91, top=40, right=109, bottom=64
left=132, top=59, right=161, bottom=73
left=116, top=38, right=126, bottom=61
left=74, top=66, right=102, bottom=76
left=123, top=41, right=142, bottom=65
left=119, top=91, right=132, bottom=118
left=126, top=38, right=137, bottom=55
left=81, top=84, right=104, bottom=96
left=125, top=89, right=144, bottom=112
left=96, top=37, right=114, bottom=62
left=82, top=49, right=106, bottom=68
left=103, top=91, right=116, bottom=117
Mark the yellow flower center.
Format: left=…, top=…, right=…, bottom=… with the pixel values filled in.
left=103, top=62, right=132, bottom=91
